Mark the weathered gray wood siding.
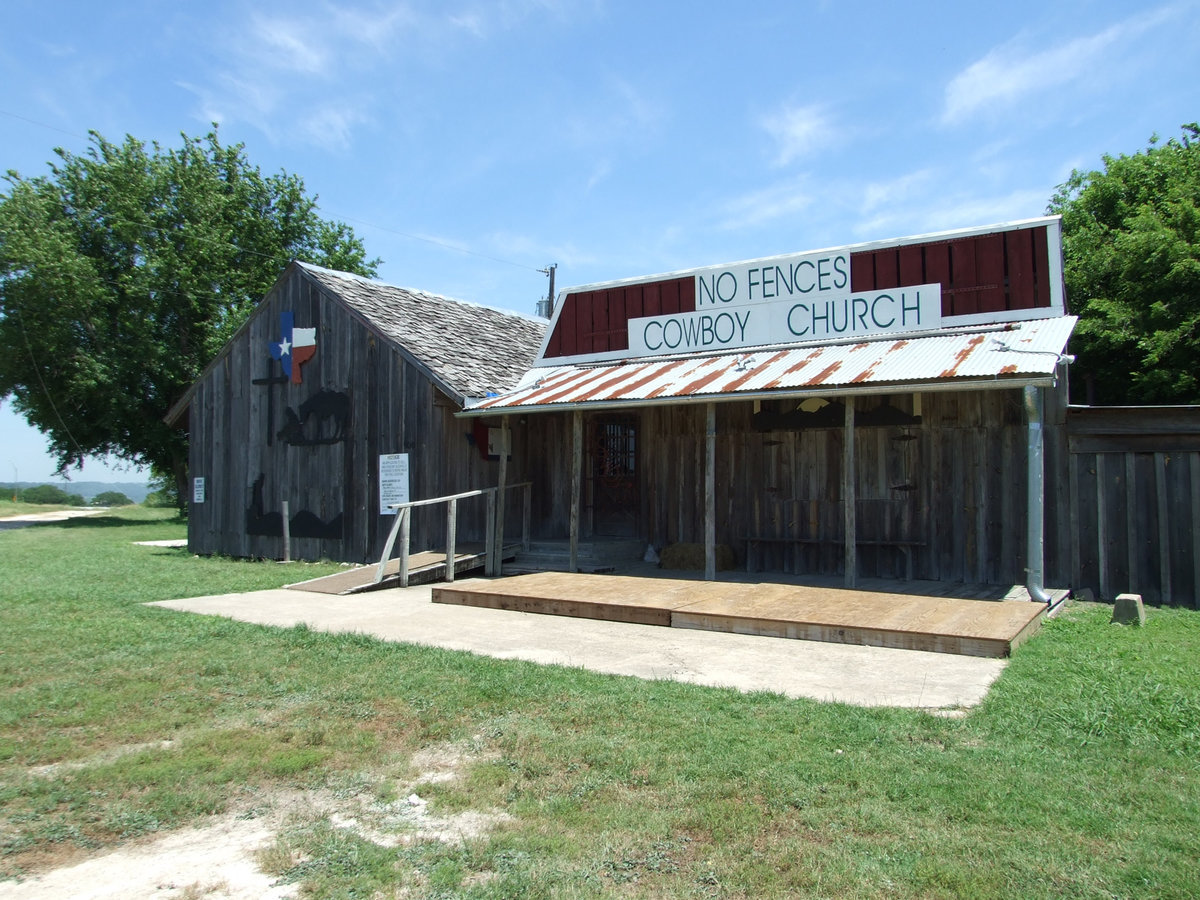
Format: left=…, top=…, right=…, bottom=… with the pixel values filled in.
left=186, top=269, right=521, bottom=563
left=520, top=385, right=1072, bottom=587
left=1066, top=407, right=1200, bottom=607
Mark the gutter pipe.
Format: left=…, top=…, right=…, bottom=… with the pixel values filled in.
left=1024, top=384, right=1052, bottom=605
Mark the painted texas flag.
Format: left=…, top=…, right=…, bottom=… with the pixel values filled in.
left=269, top=311, right=317, bottom=384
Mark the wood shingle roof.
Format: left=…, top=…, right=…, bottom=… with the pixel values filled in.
left=297, top=263, right=546, bottom=402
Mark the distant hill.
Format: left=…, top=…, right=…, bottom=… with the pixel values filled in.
left=2, top=481, right=151, bottom=504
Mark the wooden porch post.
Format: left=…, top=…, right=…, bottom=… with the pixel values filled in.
left=705, top=402, right=717, bottom=582
left=844, top=396, right=857, bottom=589
left=570, top=410, right=582, bottom=573
left=495, top=415, right=509, bottom=573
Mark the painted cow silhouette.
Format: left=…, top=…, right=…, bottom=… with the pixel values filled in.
left=276, top=390, right=350, bottom=445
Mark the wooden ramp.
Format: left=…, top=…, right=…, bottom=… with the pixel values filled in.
left=287, top=545, right=495, bottom=595
left=432, top=572, right=1049, bottom=658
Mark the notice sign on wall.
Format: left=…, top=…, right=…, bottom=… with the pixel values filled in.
left=378, top=453, right=410, bottom=515
left=192, top=476, right=205, bottom=504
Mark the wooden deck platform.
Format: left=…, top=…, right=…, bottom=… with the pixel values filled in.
left=432, top=572, right=1051, bottom=658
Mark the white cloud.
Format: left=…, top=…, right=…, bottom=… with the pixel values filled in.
left=861, top=169, right=934, bottom=214
left=854, top=187, right=1051, bottom=239
left=297, top=103, right=372, bottom=153
left=942, top=6, right=1177, bottom=124
left=564, top=76, right=665, bottom=150
left=188, top=1, right=596, bottom=152
left=719, top=176, right=813, bottom=231
left=760, top=103, right=834, bottom=167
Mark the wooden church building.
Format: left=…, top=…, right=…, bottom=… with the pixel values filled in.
left=168, top=261, right=546, bottom=563
left=469, top=217, right=1079, bottom=596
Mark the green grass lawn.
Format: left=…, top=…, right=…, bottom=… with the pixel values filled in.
left=1, top=509, right=1198, bottom=898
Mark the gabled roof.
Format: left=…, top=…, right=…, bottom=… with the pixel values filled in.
left=295, top=263, right=546, bottom=402
left=166, top=262, right=546, bottom=425
left=468, top=316, right=1077, bottom=415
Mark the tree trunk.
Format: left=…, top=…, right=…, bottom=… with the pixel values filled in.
left=172, top=451, right=188, bottom=516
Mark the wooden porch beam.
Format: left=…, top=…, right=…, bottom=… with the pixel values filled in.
left=705, top=402, right=716, bottom=582
left=495, top=415, right=509, bottom=575
left=570, top=410, right=582, bottom=573
left=844, top=396, right=857, bottom=588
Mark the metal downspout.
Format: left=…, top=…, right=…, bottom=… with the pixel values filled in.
left=1024, top=385, right=1052, bottom=604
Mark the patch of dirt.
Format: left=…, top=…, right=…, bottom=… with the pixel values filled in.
left=26, top=741, right=177, bottom=779
left=0, top=740, right=508, bottom=899
left=0, top=809, right=296, bottom=900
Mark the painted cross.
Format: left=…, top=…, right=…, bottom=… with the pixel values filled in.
left=268, top=311, right=317, bottom=384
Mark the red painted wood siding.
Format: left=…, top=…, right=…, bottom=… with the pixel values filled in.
left=542, top=226, right=1053, bottom=359
left=849, top=225, right=1052, bottom=316
left=544, top=276, right=694, bottom=359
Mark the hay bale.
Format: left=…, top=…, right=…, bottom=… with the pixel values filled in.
left=658, top=542, right=737, bottom=571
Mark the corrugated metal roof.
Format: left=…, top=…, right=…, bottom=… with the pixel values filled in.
left=469, top=316, right=1076, bottom=414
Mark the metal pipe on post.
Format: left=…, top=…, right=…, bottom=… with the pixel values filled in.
left=398, top=507, right=411, bottom=588
left=844, top=397, right=856, bottom=589
left=1024, top=385, right=1052, bottom=604
left=705, top=402, right=716, bottom=582
left=282, top=500, right=291, bottom=563
left=445, top=498, right=457, bottom=583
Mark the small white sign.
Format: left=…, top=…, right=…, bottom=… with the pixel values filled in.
left=192, top=476, right=205, bottom=504
left=487, top=427, right=511, bottom=459
left=379, top=453, right=410, bottom=515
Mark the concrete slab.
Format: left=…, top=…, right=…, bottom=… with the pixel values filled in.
left=148, top=579, right=1009, bottom=711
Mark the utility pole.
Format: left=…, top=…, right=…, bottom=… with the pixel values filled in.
left=537, top=264, right=556, bottom=318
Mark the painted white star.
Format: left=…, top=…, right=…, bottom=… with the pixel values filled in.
left=277, top=336, right=291, bottom=356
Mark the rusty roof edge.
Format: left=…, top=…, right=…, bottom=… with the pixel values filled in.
left=459, top=372, right=1058, bottom=418
left=530, top=316, right=1074, bottom=370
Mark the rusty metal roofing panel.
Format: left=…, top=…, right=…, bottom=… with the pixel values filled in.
left=470, top=316, right=1076, bottom=413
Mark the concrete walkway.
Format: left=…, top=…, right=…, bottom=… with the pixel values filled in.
left=0, top=508, right=106, bottom=530
left=149, top=578, right=1009, bottom=711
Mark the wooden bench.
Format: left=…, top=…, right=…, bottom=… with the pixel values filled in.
left=743, top=536, right=924, bottom=580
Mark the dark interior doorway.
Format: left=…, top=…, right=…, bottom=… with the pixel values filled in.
left=590, top=416, right=638, bottom=537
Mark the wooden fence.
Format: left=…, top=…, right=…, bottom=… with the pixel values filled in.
left=1066, top=406, right=1200, bottom=607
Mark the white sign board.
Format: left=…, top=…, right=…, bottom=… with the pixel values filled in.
left=486, top=427, right=511, bottom=459
left=192, top=476, right=205, bottom=504
left=378, top=453, right=410, bottom=515
left=628, top=284, right=942, bottom=357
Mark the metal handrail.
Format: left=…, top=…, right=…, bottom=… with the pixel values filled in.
left=375, top=482, right=533, bottom=587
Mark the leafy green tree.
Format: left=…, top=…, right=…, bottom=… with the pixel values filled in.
left=142, top=473, right=179, bottom=509
left=91, top=491, right=133, bottom=507
left=0, top=129, right=379, bottom=504
left=1050, top=124, right=1200, bottom=405
left=20, top=484, right=71, bottom=505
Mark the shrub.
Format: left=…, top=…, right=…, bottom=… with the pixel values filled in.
left=91, top=491, right=134, bottom=507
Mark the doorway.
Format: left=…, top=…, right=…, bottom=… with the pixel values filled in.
left=589, top=415, right=639, bottom=537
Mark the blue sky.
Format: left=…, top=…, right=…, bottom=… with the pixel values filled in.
left=2, top=0, right=1197, bottom=482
